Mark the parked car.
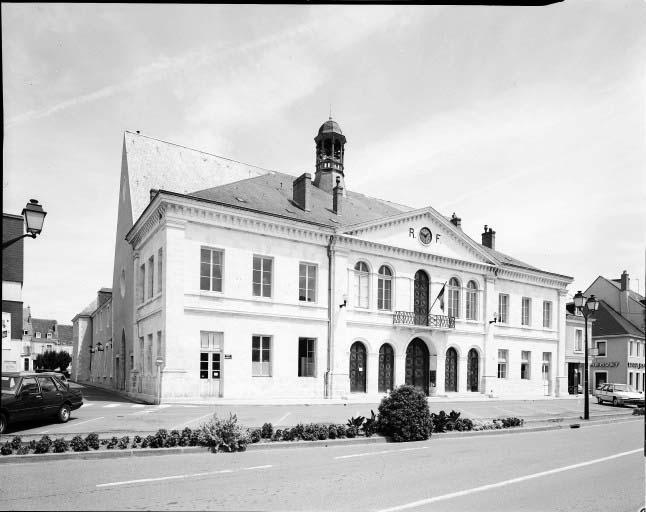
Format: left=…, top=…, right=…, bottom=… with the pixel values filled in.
left=0, top=372, right=83, bottom=434
left=596, top=383, right=645, bottom=407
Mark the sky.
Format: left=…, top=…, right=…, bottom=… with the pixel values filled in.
left=2, top=2, right=645, bottom=324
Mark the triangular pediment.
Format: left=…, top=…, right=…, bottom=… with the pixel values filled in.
left=342, top=206, right=499, bottom=265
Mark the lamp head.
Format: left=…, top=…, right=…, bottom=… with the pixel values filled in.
left=573, top=290, right=585, bottom=309
left=22, top=199, right=47, bottom=236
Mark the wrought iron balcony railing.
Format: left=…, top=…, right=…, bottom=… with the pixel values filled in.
left=393, top=311, right=456, bottom=329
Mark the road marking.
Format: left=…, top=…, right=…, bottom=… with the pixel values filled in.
left=335, top=446, right=431, bottom=460
left=103, top=404, right=120, bottom=408
left=275, top=412, right=291, bottom=425
left=38, top=417, right=104, bottom=434
left=96, top=465, right=273, bottom=488
left=171, top=412, right=214, bottom=431
left=130, top=404, right=145, bottom=408
left=375, top=448, right=642, bottom=512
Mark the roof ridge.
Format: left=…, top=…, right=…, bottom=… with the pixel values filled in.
left=124, top=130, right=281, bottom=174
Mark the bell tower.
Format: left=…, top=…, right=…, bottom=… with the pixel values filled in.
left=314, top=117, right=346, bottom=194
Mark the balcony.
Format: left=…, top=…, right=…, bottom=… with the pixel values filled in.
left=393, top=311, right=455, bottom=330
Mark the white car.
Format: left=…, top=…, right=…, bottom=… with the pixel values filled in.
left=596, top=383, right=645, bottom=407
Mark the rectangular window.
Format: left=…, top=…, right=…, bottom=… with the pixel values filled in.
left=497, top=349, right=508, bottom=379
left=377, top=273, right=392, bottom=311
left=574, top=330, right=583, bottom=352
left=298, top=338, right=316, bottom=377
left=299, top=263, right=317, bottom=303
left=46, top=344, right=52, bottom=352
left=542, top=352, right=551, bottom=382
left=200, top=248, right=224, bottom=292
left=200, top=331, right=222, bottom=380
left=138, top=264, right=145, bottom=303
left=498, top=294, right=509, bottom=323
left=36, top=332, right=41, bottom=339
left=466, top=289, right=477, bottom=321
left=596, top=341, right=607, bottom=357
left=46, top=332, right=52, bottom=339
left=252, top=335, right=271, bottom=376
left=252, top=256, right=273, bottom=297
left=148, top=256, right=154, bottom=299
left=629, top=340, right=634, bottom=356
left=542, top=301, right=552, bottom=328
left=521, top=297, right=531, bottom=326
left=521, top=351, right=531, bottom=379
left=629, top=372, right=633, bottom=387
left=157, top=248, right=163, bottom=294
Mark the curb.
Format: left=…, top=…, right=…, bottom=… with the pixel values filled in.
left=2, top=415, right=639, bottom=463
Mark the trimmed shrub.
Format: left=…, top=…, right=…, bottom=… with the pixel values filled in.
left=272, top=429, right=283, bottom=442
left=34, top=435, right=53, bottom=454
left=292, top=424, right=305, bottom=440
left=28, top=440, right=37, bottom=451
left=335, top=424, right=347, bottom=438
left=328, top=425, right=338, bottom=439
left=632, top=407, right=644, bottom=416
left=498, top=417, right=523, bottom=428
left=377, top=385, right=432, bottom=442
left=301, top=424, right=316, bottom=441
left=117, top=436, right=130, bottom=450
left=198, top=413, right=250, bottom=453
left=85, top=433, right=100, bottom=450
left=10, top=436, right=22, bottom=451
left=166, top=430, right=181, bottom=447
left=154, top=429, right=169, bottom=447
left=250, top=429, right=262, bottom=443
left=455, top=418, right=474, bottom=432
left=70, top=435, right=89, bottom=452
left=1, top=442, right=12, bottom=456
left=106, top=437, right=119, bottom=450
left=261, top=422, right=273, bottom=439
left=282, top=428, right=294, bottom=441
left=52, top=438, right=69, bottom=453
left=316, top=424, right=329, bottom=440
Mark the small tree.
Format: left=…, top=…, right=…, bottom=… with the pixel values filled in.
left=34, top=350, right=71, bottom=372
left=377, top=385, right=432, bottom=442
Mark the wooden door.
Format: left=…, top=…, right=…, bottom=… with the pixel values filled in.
left=414, top=271, right=429, bottom=326
left=350, top=342, right=367, bottom=393
left=445, top=347, right=458, bottom=392
left=467, top=349, right=479, bottom=392
left=378, top=344, right=394, bottom=393
left=405, top=338, right=429, bottom=395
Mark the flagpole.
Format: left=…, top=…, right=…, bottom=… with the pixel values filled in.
left=430, top=281, right=448, bottom=310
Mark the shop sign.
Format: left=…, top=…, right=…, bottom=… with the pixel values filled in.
left=590, top=361, right=619, bottom=368
left=628, top=362, right=645, bottom=369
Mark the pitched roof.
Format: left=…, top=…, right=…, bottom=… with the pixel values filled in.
left=592, top=300, right=644, bottom=338
left=57, top=325, right=73, bottom=344
left=190, top=171, right=412, bottom=228
left=608, top=278, right=645, bottom=303
left=124, top=131, right=273, bottom=222
left=31, top=318, right=57, bottom=336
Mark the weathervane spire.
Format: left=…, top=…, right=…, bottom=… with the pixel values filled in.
left=329, top=104, right=332, bottom=120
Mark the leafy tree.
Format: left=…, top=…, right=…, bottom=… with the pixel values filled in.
left=34, top=350, right=72, bottom=372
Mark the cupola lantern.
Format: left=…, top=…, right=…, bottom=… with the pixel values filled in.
left=314, top=117, right=346, bottom=195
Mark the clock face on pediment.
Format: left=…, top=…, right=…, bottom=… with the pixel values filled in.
left=343, top=214, right=492, bottom=265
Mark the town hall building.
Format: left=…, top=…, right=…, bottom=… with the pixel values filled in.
left=83, top=118, right=574, bottom=403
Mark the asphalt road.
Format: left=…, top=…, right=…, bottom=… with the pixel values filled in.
left=3, top=383, right=638, bottom=438
left=0, top=417, right=643, bottom=511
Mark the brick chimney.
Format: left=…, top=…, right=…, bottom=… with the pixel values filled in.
left=333, top=177, right=344, bottom=215
left=450, top=212, right=462, bottom=229
left=620, top=270, right=630, bottom=291
left=481, top=225, right=496, bottom=250
left=292, top=173, right=312, bottom=211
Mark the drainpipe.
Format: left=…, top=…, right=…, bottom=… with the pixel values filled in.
left=326, top=235, right=336, bottom=398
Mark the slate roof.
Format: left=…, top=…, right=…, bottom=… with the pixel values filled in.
left=31, top=318, right=57, bottom=336
left=190, top=171, right=412, bottom=228
left=57, top=325, right=73, bottom=345
left=592, top=300, right=644, bottom=338
left=125, top=131, right=273, bottom=222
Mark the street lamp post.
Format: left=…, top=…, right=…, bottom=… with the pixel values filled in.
left=2, top=200, right=47, bottom=250
left=573, top=291, right=599, bottom=420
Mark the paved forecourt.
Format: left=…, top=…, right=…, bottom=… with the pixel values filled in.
left=0, top=417, right=642, bottom=511
left=1, top=382, right=638, bottom=438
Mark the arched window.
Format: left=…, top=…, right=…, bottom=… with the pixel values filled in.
left=448, top=278, right=460, bottom=318
left=466, top=280, right=478, bottom=320
left=354, top=262, right=370, bottom=308
left=377, top=265, right=392, bottom=310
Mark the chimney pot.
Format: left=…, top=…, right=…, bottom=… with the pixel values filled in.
left=620, top=270, right=630, bottom=291
left=482, top=225, right=496, bottom=250
left=450, top=212, right=462, bottom=229
left=292, top=173, right=312, bottom=211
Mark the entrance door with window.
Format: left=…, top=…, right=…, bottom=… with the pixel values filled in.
left=414, top=271, right=429, bottom=326
left=199, top=331, right=223, bottom=397
left=405, top=338, right=429, bottom=395
left=349, top=342, right=367, bottom=393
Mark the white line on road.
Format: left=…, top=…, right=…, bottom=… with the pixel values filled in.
left=335, top=446, right=431, bottom=460
left=130, top=404, right=145, bottom=408
left=375, top=448, right=642, bottom=512
left=171, top=412, right=214, bottom=431
left=275, top=412, right=291, bottom=425
left=38, top=417, right=104, bottom=434
left=103, top=404, right=120, bottom=408
left=96, top=465, right=273, bottom=488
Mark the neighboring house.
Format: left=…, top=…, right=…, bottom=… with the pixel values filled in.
left=583, top=272, right=645, bottom=391
left=20, top=309, right=73, bottom=372
left=2, top=213, right=25, bottom=372
left=71, top=288, right=112, bottom=388
left=564, top=303, right=594, bottom=394
left=117, top=118, right=573, bottom=404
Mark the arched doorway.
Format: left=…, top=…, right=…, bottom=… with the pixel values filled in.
left=406, top=338, right=429, bottom=395
left=378, top=344, right=394, bottom=393
left=445, top=347, right=458, bottom=392
left=467, top=348, right=479, bottom=392
left=349, top=342, right=367, bottom=393
left=414, top=270, right=429, bottom=326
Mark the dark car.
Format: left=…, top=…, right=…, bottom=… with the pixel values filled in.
left=0, top=372, right=83, bottom=434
